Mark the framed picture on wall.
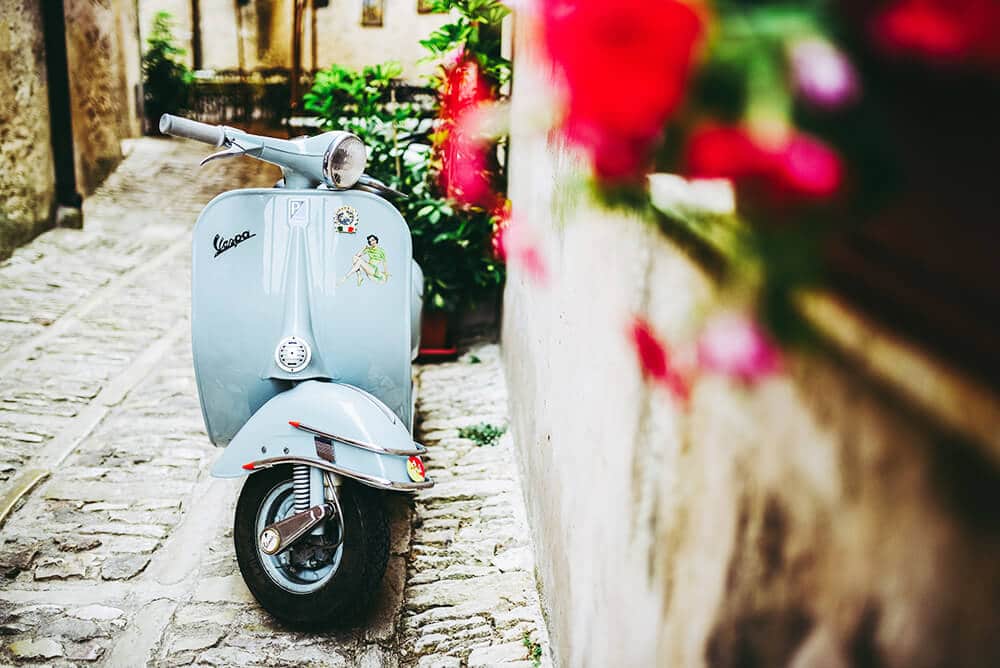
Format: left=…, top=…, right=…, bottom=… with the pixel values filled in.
left=362, top=0, right=384, bottom=26
left=417, top=0, right=438, bottom=13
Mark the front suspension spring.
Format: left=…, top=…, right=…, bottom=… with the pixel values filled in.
left=292, top=464, right=310, bottom=514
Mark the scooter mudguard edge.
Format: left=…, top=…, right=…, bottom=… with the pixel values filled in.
left=212, top=380, right=427, bottom=488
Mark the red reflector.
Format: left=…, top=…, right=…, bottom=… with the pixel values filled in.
left=406, top=456, right=426, bottom=482
left=348, top=226, right=355, bottom=233
left=242, top=462, right=256, bottom=470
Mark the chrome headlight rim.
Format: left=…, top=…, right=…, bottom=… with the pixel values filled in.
left=321, top=132, right=367, bottom=190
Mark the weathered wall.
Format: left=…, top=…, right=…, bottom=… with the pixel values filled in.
left=65, top=0, right=139, bottom=195
left=503, top=20, right=1000, bottom=668
left=0, top=0, right=56, bottom=260
left=115, top=0, right=144, bottom=139
left=139, top=0, right=451, bottom=80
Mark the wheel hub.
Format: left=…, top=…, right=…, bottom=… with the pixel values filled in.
left=256, top=481, right=344, bottom=594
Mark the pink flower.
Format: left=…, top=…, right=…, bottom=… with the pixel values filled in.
left=440, top=120, right=497, bottom=209
left=442, top=45, right=466, bottom=71
left=495, top=213, right=549, bottom=285
left=773, top=133, right=844, bottom=201
left=697, top=313, right=780, bottom=383
left=628, top=316, right=690, bottom=401
left=789, top=38, right=860, bottom=110
left=684, top=124, right=845, bottom=209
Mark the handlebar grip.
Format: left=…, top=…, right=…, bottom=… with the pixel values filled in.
left=159, top=114, right=226, bottom=147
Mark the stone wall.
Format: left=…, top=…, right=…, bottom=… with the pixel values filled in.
left=65, top=0, right=139, bottom=195
left=0, top=0, right=56, bottom=260
left=502, top=19, right=1000, bottom=668
left=0, top=1, right=142, bottom=260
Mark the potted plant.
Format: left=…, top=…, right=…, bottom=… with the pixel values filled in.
left=304, top=56, right=504, bottom=357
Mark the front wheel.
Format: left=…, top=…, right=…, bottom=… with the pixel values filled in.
left=233, top=465, right=389, bottom=629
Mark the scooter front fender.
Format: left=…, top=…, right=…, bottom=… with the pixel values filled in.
left=212, top=381, right=432, bottom=490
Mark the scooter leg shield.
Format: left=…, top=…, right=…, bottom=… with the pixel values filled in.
left=211, top=380, right=431, bottom=489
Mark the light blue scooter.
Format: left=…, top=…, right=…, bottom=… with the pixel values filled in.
left=159, top=114, right=432, bottom=628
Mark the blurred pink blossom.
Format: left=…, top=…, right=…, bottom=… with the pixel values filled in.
left=442, top=46, right=466, bottom=71
left=436, top=56, right=498, bottom=209
left=789, top=38, right=860, bottom=109
left=628, top=316, right=690, bottom=402
left=697, top=313, right=780, bottom=383
left=684, top=124, right=845, bottom=209
left=774, top=133, right=844, bottom=201
left=495, top=213, right=548, bottom=285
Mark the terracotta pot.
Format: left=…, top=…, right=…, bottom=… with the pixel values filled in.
left=420, top=310, right=451, bottom=350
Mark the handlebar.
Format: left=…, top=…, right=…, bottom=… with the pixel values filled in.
left=159, top=114, right=226, bottom=147
left=157, top=113, right=404, bottom=199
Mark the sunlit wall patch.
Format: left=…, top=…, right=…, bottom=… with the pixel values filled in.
left=333, top=205, right=359, bottom=233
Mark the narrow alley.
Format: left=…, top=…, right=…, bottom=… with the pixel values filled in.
left=0, top=139, right=548, bottom=668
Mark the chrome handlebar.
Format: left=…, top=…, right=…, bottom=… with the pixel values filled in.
left=159, top=114, right=226, bottom=147
left=158, top=114, right=405, bottom=199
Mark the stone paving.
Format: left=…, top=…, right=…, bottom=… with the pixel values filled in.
left=0, top=138, right=550, bottom=666
left=403, top=345, right=551, bottom=668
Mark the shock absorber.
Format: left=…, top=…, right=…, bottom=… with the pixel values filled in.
left=292, top=464, right=310, bottom=514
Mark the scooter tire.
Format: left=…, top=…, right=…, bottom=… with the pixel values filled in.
left=233, top=465, right=389, bottom=630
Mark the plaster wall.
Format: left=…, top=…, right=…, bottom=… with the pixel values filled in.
left=503, top=20, right=1000, bottom=668
left=308, top=0, right=451, bottom=80
left=140, top=0, right=451, bottom=81
left=0, top=0, right=56, bottom=260
left=115, top=0, right=145, bottom=138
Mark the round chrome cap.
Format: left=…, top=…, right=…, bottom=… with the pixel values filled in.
left=275, top=336, right=312, bottom=373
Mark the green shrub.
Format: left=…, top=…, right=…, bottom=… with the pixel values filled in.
left=458, top=422, right=506, bottom=447
left=142, top=12, right=191, bottom=130
left=303, top=62, right=502, bottom=313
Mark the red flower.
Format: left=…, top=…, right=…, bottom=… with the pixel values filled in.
left=871, top=0, right=1000, bottom=67
left=684, top=124, right=844, bottom=209
left=436, top=55, right=499, bottom=209
left=542, top=0, right=706, bottom=182
left=440, top=121, right=497, bottom=209
left=628, top=316, right=690, bottom=402
left=439, top=56, right=492, bottom=120
left=684, top=125, right=768, bottom=182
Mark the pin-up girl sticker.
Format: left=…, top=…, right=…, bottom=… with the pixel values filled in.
left=341, top=234, right=390, bottom=286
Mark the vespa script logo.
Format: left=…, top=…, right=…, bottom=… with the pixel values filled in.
left=213, top=230, right=257, bottom=258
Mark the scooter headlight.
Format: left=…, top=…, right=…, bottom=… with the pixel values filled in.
left=322, top=133, right=367, bottom=189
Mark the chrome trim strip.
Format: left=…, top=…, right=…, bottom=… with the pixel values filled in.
left=290, top=421, right=427, bottom=456
left=246, top=456, right=434, bottom=491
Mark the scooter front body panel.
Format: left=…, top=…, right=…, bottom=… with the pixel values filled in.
left=211, top=380, right=429, bottom=489
left=192, top=188, right=413, bottom=446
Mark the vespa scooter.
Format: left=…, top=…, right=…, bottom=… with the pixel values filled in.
left=158, top=114, right=432, bottom=628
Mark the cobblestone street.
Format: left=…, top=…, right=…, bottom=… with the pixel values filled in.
left=0, top=139, right=549, bottom=667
